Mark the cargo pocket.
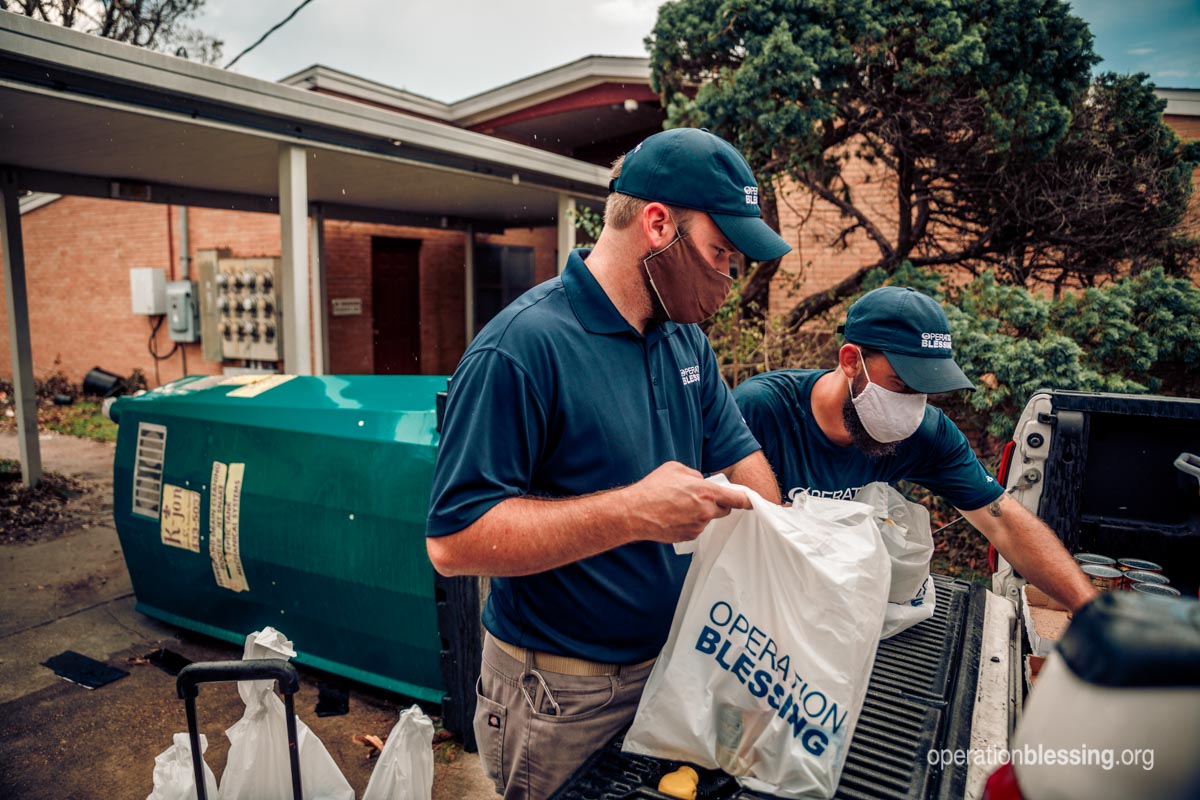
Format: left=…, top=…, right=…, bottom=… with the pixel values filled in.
left=474, top=675, right=508, bottom=794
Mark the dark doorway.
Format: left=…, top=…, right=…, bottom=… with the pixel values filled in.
left=371, top=237, right=422, bottom=374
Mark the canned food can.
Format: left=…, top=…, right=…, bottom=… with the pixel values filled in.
left=1074, top=553, right=1116, bottom=567
left=1132, top=583, right=1181, bottom=598
left=1126, top=570, right=1170, bottom=587
left=1081, top=564, right=1125, bottom=591
left=1117, top=558, right=1162, bottom=573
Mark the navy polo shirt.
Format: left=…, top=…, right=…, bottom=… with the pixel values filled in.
left=733, top=370, right=1004, bottom=510
left=427, top=249, right=761, bottom=663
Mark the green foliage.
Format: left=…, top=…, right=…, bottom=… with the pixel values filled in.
left=568, top=206, right=604, bottom=248
left=711, top=264, right=1200, bottom=447
left=650, top=0, right=1095, bottom=186
left=648, top=0, right=1198, bottom=322
left=939, top=268, right=1200, bottom=438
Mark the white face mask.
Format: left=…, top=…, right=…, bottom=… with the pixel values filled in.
left=847, top=350, right=927, bottom=443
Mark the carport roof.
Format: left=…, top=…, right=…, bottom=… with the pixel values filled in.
left=0, top=13, right=610, bottom=226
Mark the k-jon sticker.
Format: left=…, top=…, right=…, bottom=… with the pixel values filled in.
left=160, top=484, right=201, bottom=552
left=209, top=461, right=249, bottom=593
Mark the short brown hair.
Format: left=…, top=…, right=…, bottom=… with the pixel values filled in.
left=604, top=154, right=691, bottom=231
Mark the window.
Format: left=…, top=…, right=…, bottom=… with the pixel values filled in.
left=473, top=244, right=535, bottom=334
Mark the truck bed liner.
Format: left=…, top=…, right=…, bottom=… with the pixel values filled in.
left=551, top=575, right=986, bottom=800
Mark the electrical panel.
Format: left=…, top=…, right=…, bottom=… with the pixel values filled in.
left=166, top=280, right=199, bottom=342
left=130, top=267, right=167, bottom=315
left=212, top=257, right=282, bottom=362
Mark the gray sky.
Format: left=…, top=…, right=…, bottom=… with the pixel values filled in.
left=195, top=0, right=1200, bottom=99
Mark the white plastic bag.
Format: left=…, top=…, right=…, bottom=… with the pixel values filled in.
left=623, top=478, right=891, bottom=799
left=147, top=732, right=219, bottom=800
left=219, top=627, right=353, bottom=800
left=362, top=705, right=435, bottom=800
left=855, top=483, right=937, bottom=639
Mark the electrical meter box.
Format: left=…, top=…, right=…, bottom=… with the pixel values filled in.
left=166, top=280, right=199, bottom=343
left=130, top=267, right=167, bottom=315
left=210, top=257, right=282, bottom=362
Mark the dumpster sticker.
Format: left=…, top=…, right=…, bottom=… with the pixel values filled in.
left=169, top=374, right=266, bottom=394
left=160, top=484, right=201, bottom=552
left=209, top=461, right=249, bottom=593
left=226, top=374, right=296, bottom=398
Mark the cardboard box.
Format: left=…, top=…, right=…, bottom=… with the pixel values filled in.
left=1022, top=584, right=1072, bottom=656
left=1025, top=654, right=1046, bottom=688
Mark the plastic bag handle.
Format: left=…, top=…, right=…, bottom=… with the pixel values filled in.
left=176, top=659, right=303, bottom=800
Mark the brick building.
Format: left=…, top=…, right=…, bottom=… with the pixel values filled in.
left=3, top=17, right=1198, bottom=389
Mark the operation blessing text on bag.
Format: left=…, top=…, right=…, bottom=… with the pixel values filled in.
left=623, top=478, right=891, bottom=799
left=693, top=600, right=848, bottom=757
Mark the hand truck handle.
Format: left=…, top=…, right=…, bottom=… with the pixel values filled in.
left=176, top=659, right=303, bottom=800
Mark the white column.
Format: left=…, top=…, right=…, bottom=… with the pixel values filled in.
left=309, top=207, right=328, bottom=375
left=1, top=172, right=41, bottom=487
left=464, top=224, right=476, bottom=345
left=279, top=145, right=312, bottom=375
left=556, top=194, right=576, bottom=275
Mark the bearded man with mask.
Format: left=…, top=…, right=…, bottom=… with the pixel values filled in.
left=426, top=128, right=790, bottom=800
left=732, top=286, right=1097, bottom=611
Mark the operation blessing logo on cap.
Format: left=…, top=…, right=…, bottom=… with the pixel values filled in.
left=920, top=332, right=952, bottom=349
left=745, top=186, right=759, bottom=206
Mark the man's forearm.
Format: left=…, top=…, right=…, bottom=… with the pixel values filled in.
left=720, top=450, right=781, bottom=504
left=427, top=461, right=753, bottom=578
left=963, top=494, right=1098, bottom=610
left=427, top=490, right=637, bottom=578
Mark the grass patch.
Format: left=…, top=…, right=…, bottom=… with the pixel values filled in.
left=40, top=400, right=119, bottom=443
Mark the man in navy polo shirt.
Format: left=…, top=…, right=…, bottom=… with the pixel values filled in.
left=733, top=286, right=1097, bottom=611
left=427, top=128, right=791, bottom=799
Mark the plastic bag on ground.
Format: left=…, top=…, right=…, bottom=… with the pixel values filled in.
left=219, top=627, right=353, bottom=800
left=623, top=477, right=891, bottom=799
left=855, top=483, right=937, bottom=639
left=147, top=732, right=219, bottom=800
left=362, top=705, right=435, bottom=800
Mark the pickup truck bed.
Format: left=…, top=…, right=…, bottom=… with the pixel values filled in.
left=551, top=575, right=991, bottom=800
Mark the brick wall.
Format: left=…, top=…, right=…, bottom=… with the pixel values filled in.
left=769, top=139, right=898, bottom=320
left=1, top=196, right=560, bottom=386
left=768, top=114, right=1200, bottom=320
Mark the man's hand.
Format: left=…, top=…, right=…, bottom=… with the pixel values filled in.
left=623, top=461, right=752, bottom=544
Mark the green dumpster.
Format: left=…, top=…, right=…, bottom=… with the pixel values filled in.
left=110, top=374, right=473, bottom=731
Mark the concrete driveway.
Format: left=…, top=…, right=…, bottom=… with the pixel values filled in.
left=0, top=431, right=495, bottom=799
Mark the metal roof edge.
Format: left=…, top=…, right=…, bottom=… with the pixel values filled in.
left=0, top=14, right=610, bottom=193
left=449, top=55, right=652, bottom=124
left=1156, top=88, right=1200, bottom=117
left=17, top=191, right=61, bottom=214
left=279, top=64, right=455, bottom=120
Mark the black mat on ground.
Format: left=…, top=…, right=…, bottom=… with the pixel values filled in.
left=42, top=650, right=129, bottom=690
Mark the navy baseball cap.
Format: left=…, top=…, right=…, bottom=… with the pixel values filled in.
left=609, top=128, right=792, bottom=262
left=843, top=287, right=975, bottom=393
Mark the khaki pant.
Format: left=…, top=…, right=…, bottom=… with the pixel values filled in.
left=473, top=633, right=655, bottom=800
